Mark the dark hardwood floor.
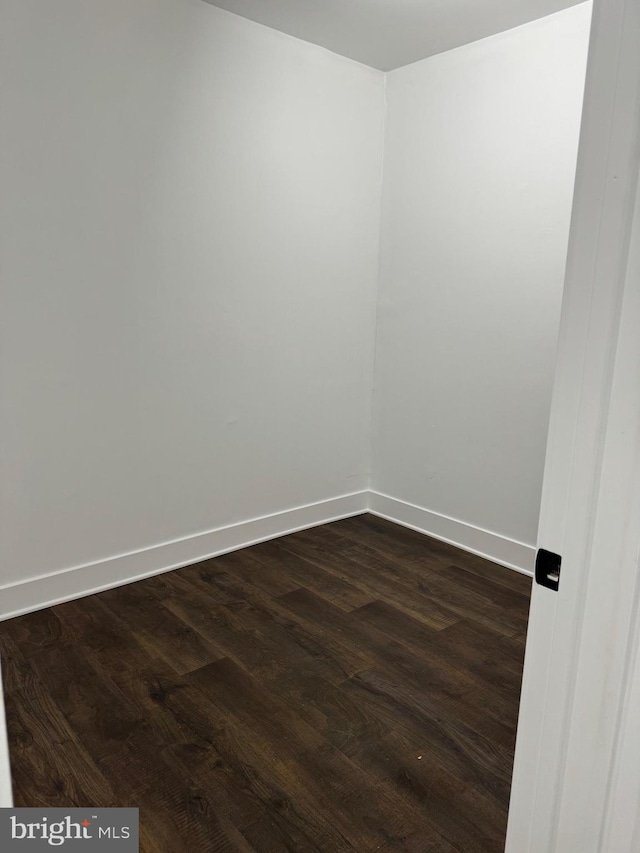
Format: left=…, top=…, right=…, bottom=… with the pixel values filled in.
left=0, top=514, right=531, bottom=852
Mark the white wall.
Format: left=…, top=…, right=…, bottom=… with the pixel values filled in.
left=0, top=0, right=592, bottom=615
left=372, top=4, right=591, bottom=551
left=0, top=0, right=384, bottom=596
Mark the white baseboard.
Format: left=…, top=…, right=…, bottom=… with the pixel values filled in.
left=0, top=491, right=368, bottom=623
left=0, top=488, right=533, bottom=624
left=368, top=491, right=535, bottom=576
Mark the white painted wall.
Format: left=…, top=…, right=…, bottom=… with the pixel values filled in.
left=0, top=0, right=591, bottom=615
left=372, top=4, right=591, bottom=548
left=0, top=0, right=384, bottom=592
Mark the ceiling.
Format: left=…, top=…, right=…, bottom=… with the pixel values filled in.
left=201, top=0, right=586, bottom=71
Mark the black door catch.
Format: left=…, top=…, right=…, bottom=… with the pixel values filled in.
left=535, top=549, right=562, bottom=591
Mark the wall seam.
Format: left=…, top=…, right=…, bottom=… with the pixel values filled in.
left=366, top=71, right=389, bottom=497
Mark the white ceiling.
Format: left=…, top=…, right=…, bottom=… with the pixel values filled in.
left=201, top=0, right=586, bottom=71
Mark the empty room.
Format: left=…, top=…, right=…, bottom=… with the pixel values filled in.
left=5, top=0, right=640, bottom=851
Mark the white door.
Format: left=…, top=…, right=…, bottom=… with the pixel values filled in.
left=505, top=0, right=640, bottom=850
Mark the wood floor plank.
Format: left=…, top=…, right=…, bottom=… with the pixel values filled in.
left=204, top=548, right=302, bottom=599
left=1, top=607, right=78, bottom=660
left=53, top=598, right=203, bottom=749
left=95, top=582, right=224, bottom=675
left=0, top=513, right=529, bottom=852
left=328, top=711, right=508, bottom=853
left=328, top=515, right=532, bottom=596
left=342, top=598, right=512, bottom=741
left=229, top=664, right=506, bottom=853
left=433, top=564, right=530, bottom=621
left=354, top=600, right=524, bottom=704
left=237, top=539, right=375, bottom=611
left=276, top=588, right=515, bottom=803
left=350, top=600, right=523, bottom=733
left=147, top=670, right=353, bottom=853
left=277, top=533, right=459, bottom=632
left=282, top=523, right=524, bottom=643
left=327, top=516, right=452, bottom=567
left=188, top=657, right=456, bottom=853
left=293, top=525, right=526, bottom=638
left=0, top=636, right=115, bottom=809
left=161, top=571, right=372, bottom=684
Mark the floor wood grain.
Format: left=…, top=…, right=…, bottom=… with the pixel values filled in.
left=0, top=514, right=531, bottom=852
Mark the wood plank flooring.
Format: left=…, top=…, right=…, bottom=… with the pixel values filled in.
left=0, top=514, right=531, bottom=852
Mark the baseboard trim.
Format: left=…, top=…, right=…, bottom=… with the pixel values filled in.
left=0, top=491, right=368, bottom=623
left=0, top=488, right=533, bottom=623
left=368, top=491, right=535, bottom=576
